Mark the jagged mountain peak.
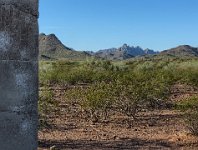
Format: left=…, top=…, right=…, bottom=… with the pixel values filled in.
left=94, top=44, right=157, bottom=60
left=121, top=43, right=129, bottom=48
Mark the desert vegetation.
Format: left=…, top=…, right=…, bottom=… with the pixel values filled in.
left=39, top=57, right=198, bottom=136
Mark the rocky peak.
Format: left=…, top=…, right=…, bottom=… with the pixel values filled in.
left=39, top=33, right=72, bottom=52
left=39, top=33, right=91, bottom=60
left=121, top=43, right=129, bottom=49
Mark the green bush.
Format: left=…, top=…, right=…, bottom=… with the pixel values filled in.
left=65, top=82, right=116, bottom=122
left=116, top=70, right=169, bottom=117
left=64, top=69, right=170, bottom=122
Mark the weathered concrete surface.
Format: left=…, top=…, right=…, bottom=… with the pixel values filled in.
left=0, top=0, right=38, bottom=149
left=0, top=61, right=38, bottom=112
left=0, top=4, right=38, bottom=60
left=0, top=112, right=37, bottom=150
left=0, top=0, right=38, bottom=16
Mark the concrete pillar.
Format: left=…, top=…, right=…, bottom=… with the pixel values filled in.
left=0, top=0, right=38, bottom=149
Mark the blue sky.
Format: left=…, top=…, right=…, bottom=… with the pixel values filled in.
left=39, top=0, right=198, bottom=51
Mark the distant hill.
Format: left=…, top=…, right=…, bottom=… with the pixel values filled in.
left=39, top=33, right=90, bottom=60
left=160, top=45, right=198, bottom=57
left=90, top=44, right=158, bottom=60
left=128, top=45, right=198, bottom=62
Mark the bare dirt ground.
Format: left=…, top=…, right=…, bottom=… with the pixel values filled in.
left=38, top=84, right=198, bottom=150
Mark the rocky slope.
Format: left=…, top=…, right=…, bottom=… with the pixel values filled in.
left=39, top=33, right=90, bottom=60
left=160, top=45, right=198, bottom=57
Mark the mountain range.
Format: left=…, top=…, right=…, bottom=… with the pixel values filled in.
left=39, top=33, right=198, bottom=60
left=91, top=44, right=158, bottom=60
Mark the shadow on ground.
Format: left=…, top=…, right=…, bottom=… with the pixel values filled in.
left=39, top=138, right=186, bottom=150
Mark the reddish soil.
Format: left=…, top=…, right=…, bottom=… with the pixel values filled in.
left=38, top=84, right=198, bottom=150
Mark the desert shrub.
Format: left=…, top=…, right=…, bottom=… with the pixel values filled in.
left=173, top=61, right=198, bottom=86
left=162, top=60, right=198, bottom=86
left=116, top=70, right=170, bottom=118
left=39, top=60, right=120, bottom=85
left=39, top=61, right=77, bottom=85
left=176, top=96, right=198, bottom=135
left=39, top=87, right=58, bottom=128
left=114, top=79, right=146, bottom=119
left=39, top=61, right=54, bottom=86
left=65, top=82, right=116, bottom=122
left=176, top=96, right=198, bottom=111
left=64, top=68, right=170, bottom=123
